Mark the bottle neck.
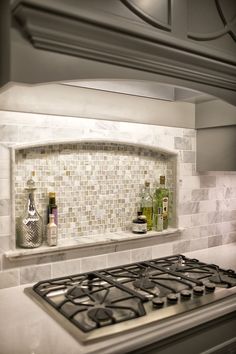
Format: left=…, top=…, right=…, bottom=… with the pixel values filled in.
left=49, top=197, right=56, bottom=205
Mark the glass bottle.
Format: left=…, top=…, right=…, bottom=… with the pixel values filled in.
left=132, top=211, right=147, bottom=234
left=47, top=192, right=58, bottom=225
left=17, top=172, right=43, bottom=248
left=47, top=214, right=58, bottom=246
left=153, top=176, right=169, bottom=230
left=141, top=181, right=153, bottom=231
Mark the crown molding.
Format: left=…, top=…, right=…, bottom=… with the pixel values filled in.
left=12, top=2, right=236, bottom=92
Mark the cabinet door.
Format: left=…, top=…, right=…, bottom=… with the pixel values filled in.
left=196, top=126, right=236, bottom=171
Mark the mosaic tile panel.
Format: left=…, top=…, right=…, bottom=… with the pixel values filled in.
left=15, top=143, right=176, bottom=239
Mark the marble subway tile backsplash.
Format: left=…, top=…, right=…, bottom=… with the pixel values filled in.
left=0, top=110, right=236, bottom=289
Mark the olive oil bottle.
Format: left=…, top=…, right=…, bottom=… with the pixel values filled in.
left=141, top=181, right=153, bottom=231
left=153, top=176, right=169, bottom=230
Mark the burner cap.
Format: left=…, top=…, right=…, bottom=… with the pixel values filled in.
left=167, top=293, right=178, bottom=303
left=152, top=297, right=164, bottom=308
left=193, top=286, right=204, bottom=295
left=66, top=286, right=87, bottom=298
left=133, top=278, right=156, bottom=290
left=88, top=307, right=113, bottom=323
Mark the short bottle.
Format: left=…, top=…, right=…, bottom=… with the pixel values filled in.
left=141, top=181, right=153, bottom=231
left=47, top=192, right=58, bottom=225
left=132, top=211, right=147, bottom=234
left=153, top=176, right=169, bottom=230
left=47, top=214, right=58, bottom=246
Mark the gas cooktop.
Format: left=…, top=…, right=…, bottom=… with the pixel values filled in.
left=25, top=254, right=236, bottom=343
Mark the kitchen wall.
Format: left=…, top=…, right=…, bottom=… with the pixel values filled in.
left=0, top=110, right=236, bottom=289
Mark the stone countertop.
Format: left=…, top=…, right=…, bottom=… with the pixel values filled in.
left=0, top=243, right=236, bottom=354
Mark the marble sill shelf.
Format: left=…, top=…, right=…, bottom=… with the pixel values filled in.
left=5, top=228, right=182, bottom=261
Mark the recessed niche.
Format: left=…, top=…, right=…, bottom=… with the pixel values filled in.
left=14, top=141, right=178, bottom=242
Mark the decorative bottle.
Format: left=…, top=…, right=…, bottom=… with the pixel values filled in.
left=47, top=214, right=58, bottom=246
left=141, top=181, right=153, bottom=231
left=132, top=211, right=147, bottom=234
left=47, top=192, right=58, bottom=225
left=153, top=176, right=169, bottom=230
left=17, top=171, right=43, bottom=248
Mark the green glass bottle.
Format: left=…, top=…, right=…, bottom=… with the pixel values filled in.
left=141, top=181, right=153, bottom=231
left=153, top=176, right=169, bottom=230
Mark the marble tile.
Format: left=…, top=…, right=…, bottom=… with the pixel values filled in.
left=0, top=125, right=19, bottom=142
left=222, top=232, right=236, bottom=244
left=0, top=236, right=11, bottom=254
left=51, top=259, right=81, bottom=278
left=0, top=269, right=19, bottom=289
left=0, top=144, right=10, bottom=160
left=191, top=189, right=209, bottom=201
left=191, top=213, right=208, bottom=227
left=174, top=137, right=192, bottom=150
left=181, top=226, right=200, bottom=240
left=172, top=240, right=190, bottom=253
left=80, top=254, right=107, bottom=273
left=190, top=237, right=208, bottom=251
left=18, top=126, right=53, bottom=142
left=200, top=176, right=216, bottom=188
left=208, top=211, right=222, bottom=224
left=222, top=210, right=236, bottom=222
left=107, top=250, right=131, bottom=267
left=208, top=235, right=222, bottom=248
left=0, top=216, right=11, bottom=236
left=199, top=200, right=217, bottom=213
left=20, top=264, right=51, bottom=285
left=0, top=179, right=10, bottom=199
left=182, top=151, right=195, bottom=163
left=152, top=243, right=173, bottom=258
left=179, top=202, right=199, bottom=215
left=0, top=199, right=10, bottom=216
left=0, top=160, right=10, bottom=179
left=131, top=247, right=152, bottom=262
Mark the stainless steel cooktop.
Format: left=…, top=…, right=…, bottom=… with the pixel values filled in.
left=25, top=254, right=236, bottom=344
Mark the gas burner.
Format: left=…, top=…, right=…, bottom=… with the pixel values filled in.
left=28, top=254, right=236, bottom=340
left=87, top=307, right=114, bottom=324
left=133, top=278, right=156, bottom=290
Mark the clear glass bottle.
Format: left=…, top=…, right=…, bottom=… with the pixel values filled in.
left=17, top=172, right=43, bottom=248
left=153, top=176, right=169, bottom=230
left=132, top=211, right=147, bottom=234
left=141, top=181, right=153, bottom=231
left=47, top=214, right=58, bottom=246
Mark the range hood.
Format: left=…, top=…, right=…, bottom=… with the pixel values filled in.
left=1, top=0, right=235, bottom=106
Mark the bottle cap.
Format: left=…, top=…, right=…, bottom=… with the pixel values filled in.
left=49, top=192, right=56, bottom=198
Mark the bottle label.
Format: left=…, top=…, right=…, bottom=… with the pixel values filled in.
left=162, top=197, right=168, bottom=216
left=132, top=222, right=147, bottom=233
left=51, top=208, right=58, bottom=225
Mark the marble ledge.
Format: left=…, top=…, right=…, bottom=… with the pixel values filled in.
left=4, top=228, right=182, bottom=261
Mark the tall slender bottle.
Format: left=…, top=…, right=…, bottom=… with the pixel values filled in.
left=47, top=192, right=58, bottom=225
left=17, top=171, right=43, bottom=248
left=141, top=181, right=153, bottom=231
left=153, top=176, right=169, bottom=230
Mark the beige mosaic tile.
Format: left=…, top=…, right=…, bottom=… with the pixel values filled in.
left=15, top=143, right=176, bottom=239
